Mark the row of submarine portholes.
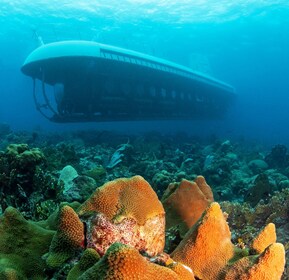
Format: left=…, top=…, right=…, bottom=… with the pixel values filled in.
left=104, top=79, right=204, bottom=103
left=100, top=49, right=193, bottom=80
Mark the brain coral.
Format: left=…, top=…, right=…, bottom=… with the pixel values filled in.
left=78, top=175, right=165, bottom=256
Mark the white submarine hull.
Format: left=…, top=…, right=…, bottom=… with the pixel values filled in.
left=21, top=40, right=235, bottom=122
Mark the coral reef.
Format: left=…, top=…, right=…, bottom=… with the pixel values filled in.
left=0, top=130, right=288, bottom=279
left=220, top=188, right=289, bottom=246
left=245, top=173, right=272, bottom=206
left=0, top=174, right=285, bottom=279
left=0, top=143, right=58, bottom=218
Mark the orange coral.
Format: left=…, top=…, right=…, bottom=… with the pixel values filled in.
left=162, top=176, right=214, bottom=235
left=0, top=173, right=285, bottom=279
left=245, top=243, right=285, bottom=280
left=171, top=202, right=234, bottom=279
left=57, top=206, right=85, bottom=247
left=251, top=222, right=276, bottom=254
left=78, top=243, right=195, bottom=280
left=46, top=205, right=85, bottom=268
left=194, top=175, right=214, bottom=200
left=224, top=243, right=285, bottom=280
left=171, top=202, right=285, bottom=280
left=167, top=262, right=196, bottom=280
left=78, top=175, right=164, bottom=225
left=78, top=176, right=165, bottom=256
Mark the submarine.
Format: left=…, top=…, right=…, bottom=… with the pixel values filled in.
left=21, top=40, right=235, bottom=122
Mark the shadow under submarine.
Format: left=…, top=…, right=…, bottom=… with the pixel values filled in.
left=21, top=40, right=236, bottom=123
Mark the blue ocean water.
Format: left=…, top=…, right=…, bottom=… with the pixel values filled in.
left=1, top=1, right=289, bottom=145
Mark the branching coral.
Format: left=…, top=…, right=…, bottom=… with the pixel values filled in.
left=220, top=188, right=289, bottom=246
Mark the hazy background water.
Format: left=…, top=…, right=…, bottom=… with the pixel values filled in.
left=1, top=0, right=289, bottom=146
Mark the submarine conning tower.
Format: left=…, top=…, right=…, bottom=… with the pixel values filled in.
left=21, top=40, right=236, bottom=122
